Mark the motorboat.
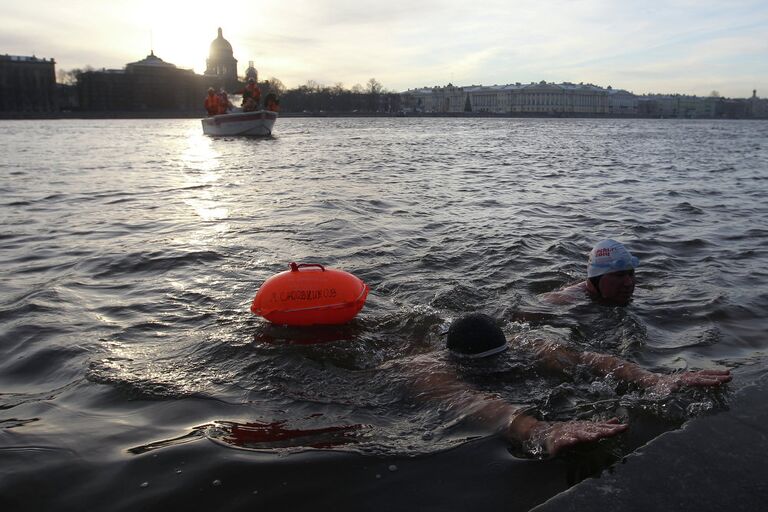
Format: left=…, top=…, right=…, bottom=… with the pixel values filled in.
left=201, top=109, right=278, bottom=136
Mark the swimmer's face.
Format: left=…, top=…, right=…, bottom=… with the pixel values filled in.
left=598, top=269, right=636, bottom=305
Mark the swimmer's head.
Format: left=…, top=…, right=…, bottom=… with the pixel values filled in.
left=587, top=239, right=639, bottom=305
left=587, top=239, right=639, bottom=278
left=447, top=313, right=508, bottom=359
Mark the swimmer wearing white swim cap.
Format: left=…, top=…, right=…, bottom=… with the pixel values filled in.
left=542, top=239, right=639, bottom=306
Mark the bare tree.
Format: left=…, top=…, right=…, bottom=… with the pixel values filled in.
left=366, top=78, right=383, bottom=94
left=278, top=79, right=402, bottom=113
left=265, top=77, right=286, bottom=95
left=305, top=80, right=323, bottom=93
left=57, top=69, right=75, bottom=85
left=56, top=66, right=94, bottom=85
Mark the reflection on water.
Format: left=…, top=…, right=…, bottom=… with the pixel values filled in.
left=180, top=131, right=220, bottom=173
left=180, top=132, right=230, bottom=235
left=129, top=420, right=368, bottom=454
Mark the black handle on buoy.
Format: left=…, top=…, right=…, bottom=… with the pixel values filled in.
left=289, top=262, right=326, bottom=272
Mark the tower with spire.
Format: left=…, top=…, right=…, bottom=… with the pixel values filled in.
left=245, top=60, right=258, bottom=82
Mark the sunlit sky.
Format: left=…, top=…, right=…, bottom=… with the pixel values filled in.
left=3, top=0, right=767, bottom=97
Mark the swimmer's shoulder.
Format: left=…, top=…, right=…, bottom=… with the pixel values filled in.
left=539, top=281, right=588, bottom=305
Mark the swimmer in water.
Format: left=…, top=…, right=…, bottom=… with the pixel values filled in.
left=417, top=313, right=731, bottom=456
left=542, top=239, right=639, bottom=306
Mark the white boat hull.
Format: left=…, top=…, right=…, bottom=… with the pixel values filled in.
left=201, top=110, right=278, bottom=136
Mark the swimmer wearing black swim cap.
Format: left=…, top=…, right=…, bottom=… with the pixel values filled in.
left=415, top=313, right=731, bottom=456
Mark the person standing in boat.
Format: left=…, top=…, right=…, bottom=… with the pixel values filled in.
left=204, top=87, right=220, bottom=116
left=217, top=88, right=232, bottom=115
left=240, top=78, right=262, bottom=112
left=264, top=92, right=280, bottom=112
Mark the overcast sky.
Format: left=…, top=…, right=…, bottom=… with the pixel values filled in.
left=2, top=0, right=766, bottom=97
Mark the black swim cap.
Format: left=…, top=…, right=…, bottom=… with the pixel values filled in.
left=447, top=313, right=508, bottom=358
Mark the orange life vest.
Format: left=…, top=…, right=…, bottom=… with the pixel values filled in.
left=204, top=94, right=219, bottom=116
left=243, top=83, right=261, bottom=102
left=266, top=99, right=280, bottom=112
left=217, top=93, right=229, bottom=114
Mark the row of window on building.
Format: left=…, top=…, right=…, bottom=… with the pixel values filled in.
left=401, top=82, right=768, bottom=118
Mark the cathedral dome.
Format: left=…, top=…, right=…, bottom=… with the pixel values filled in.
left=205, top=27, right=238, bottom=90
left=209, top=27, right=233, bottom=56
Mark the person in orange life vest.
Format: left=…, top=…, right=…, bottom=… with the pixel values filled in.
left=264, top=92, right=280, bottom=112
left=240, top=78, right=261, bottom=112
left=217, top=88, right=231, bottom=115
left=204, top=87, right=219, bottom=116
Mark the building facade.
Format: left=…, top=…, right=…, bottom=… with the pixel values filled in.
left=0, top=54, right=57, bottom=112
left=78, top=52, right=207, bottom=111
left=747, top=90, right=768, bottom=118
left=402, top=81, right=616, bottom=115
left=607, top=87, right=638, bottom=115
left=400, top=82, right=768, bottom=118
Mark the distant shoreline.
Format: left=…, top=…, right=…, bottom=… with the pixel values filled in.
left=1, top=111, right=765, bottom=121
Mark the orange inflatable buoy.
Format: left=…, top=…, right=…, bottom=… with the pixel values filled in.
left=251, top=262, right=369, bottom=326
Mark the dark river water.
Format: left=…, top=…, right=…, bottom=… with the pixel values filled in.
left=1, top=117, right=767, bottom=511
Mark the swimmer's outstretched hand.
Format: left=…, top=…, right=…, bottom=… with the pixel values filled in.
left=518, top=418, right=628, bottom=457
left=647, top=369, right=732, bottom=394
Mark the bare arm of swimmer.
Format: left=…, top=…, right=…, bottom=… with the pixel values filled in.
left=539, top=282, right=588, bottom=305
left=413, top=368, right=627, bottom=456
left=523, top=338, right=733, bottom=393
